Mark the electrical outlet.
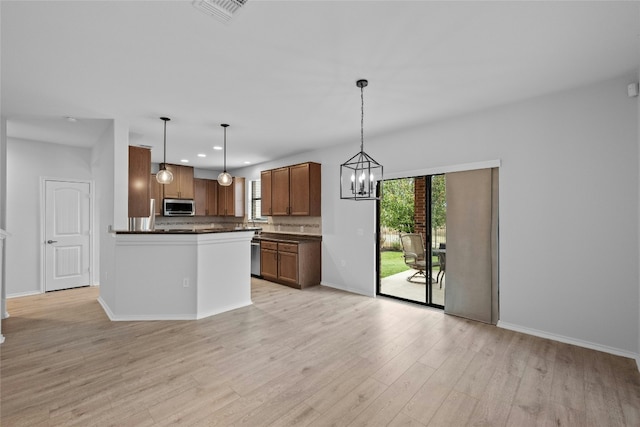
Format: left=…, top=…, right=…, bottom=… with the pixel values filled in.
left=183, top=278, right=190, bottom=288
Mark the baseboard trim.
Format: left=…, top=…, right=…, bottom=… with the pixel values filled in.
left=498, top=321, right=640, bottom=371
left=7, top=290, right=41, bottom=299
left=196, top=300, right=253, bottom=320
left=320, top=281, right=374, bottom=297
left=97, top=296, right=253, bottom=321
left=97, top=297, right=195, bottom=321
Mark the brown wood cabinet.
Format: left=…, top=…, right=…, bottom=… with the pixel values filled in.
left=261, top=162, right=321, bottom=216
left=128, top=146, right=151, bottom=217
left=217, top=177, right=245, bottom=217
left=259, top=239, right=321, bottom=289
left=271, top=167, right=290, bottom=215
left=150, top=174, right=163, bottom=216
left=194, top=179, right=207, bottom=216
left=206, top=180, right=219, bottom=216
left=260, top=241, right=278, bottom=282
left=160, top=163, right=194, bottom=199
left=194, top=178, right=219, bottom=216
left=260, top=170, right=272, bottom=216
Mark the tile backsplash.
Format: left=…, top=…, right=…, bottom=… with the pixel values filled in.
left=154, top=215, right=321, bottom=235
left=256, top=216, right=321, bottom=235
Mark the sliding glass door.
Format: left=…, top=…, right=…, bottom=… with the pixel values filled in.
left=377, top=175, right=445, bottom=308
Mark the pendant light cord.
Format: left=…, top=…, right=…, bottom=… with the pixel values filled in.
left=163, top=119, right=167, bottom=165
left=223, top=126, right=227, bottom=173
left=360, top=85, right=364, bottom=153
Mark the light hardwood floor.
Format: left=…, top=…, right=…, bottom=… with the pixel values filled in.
left=2, top=279, right=639, bottom=426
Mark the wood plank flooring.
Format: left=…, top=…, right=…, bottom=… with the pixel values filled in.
left=1, top=279, right=639, bottom=426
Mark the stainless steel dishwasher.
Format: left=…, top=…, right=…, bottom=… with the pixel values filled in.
left=250, top=241, right=261, bottom=277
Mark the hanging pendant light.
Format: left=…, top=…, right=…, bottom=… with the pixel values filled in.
left=156, top=117, right=174, bottom=184
left=340, top=79, right=383, bottom=200
left=217, top=124, right=233, bottom=186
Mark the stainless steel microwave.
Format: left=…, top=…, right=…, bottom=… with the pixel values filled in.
left=163, top=199, right=195, bottom=216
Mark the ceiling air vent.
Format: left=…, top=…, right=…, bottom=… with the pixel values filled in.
left=192, top=0, right=248, bottom=23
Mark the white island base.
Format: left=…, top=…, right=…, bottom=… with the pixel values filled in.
left=99, top=229, right=255, bottom=321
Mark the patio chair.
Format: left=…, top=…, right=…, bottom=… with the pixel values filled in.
left=399, top=233, right=426, bottom=283
left=435, top=243, right=445, bottom=288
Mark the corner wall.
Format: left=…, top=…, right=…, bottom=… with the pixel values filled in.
left=5, top=139, right=93, bottom=296
left=235, top=74, right=639, bottom=359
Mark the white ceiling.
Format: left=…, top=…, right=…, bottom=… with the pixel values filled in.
left=2, top=1, right=639, bottom=170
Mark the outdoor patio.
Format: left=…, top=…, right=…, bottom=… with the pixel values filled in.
left=380, top=268, right=445, bottom=306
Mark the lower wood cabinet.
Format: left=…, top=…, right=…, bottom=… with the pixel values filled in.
left=260, top=239, right=321, bottom=289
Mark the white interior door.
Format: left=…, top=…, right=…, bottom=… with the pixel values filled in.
left=45, top=180, right=91, bottom=292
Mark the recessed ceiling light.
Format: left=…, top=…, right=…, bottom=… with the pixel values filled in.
left=213, top=146, right=222, bottom=150
left=181, top=159, right=189, bottom=163
left=65, top=116, right=77, bottom=123
left=243, top=161, right=251, bottom=164
left=197, top=153, right=207, bottom=158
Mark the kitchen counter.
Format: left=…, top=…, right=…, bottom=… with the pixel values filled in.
left=116, top=226, right=261, bottom=234
left=252, top=232, right=322, bottom=244
left=98, top=228, right=256, bottom=321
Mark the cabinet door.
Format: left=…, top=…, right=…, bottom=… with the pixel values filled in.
left=233, top=177, right=245, bottom=218
left=178, top=165, right=194, bottom=199
left=128, top=146, right=151, bottom=217
left=160, top=163, right=180, bottom=199
left=278, top=251, right=299, bottom=285
left=261, top=170, right=272, bottom=216
left=271, top=167, right=290, bottom=215
left=260, top=248, right=278, bottom=281
left=206, top=180, right=218, bottom=216
left=290, top=162, right=321, bottom=216
left=289, top=163, right=309, bottom=216
left=150, top=174, right=163, bottom=216
left=194, top=179, right=207, bottom=216
left=218, top=182, right=234, bottom=216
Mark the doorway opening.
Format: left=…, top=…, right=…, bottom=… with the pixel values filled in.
left=377, top=175, right=445, bottom=308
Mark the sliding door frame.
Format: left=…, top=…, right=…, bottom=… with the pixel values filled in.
left=376, top=160, right=500, bottom=308
left=376, top=175, right=442, bottom=308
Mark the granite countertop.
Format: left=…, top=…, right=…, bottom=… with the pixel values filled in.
left=116, top=227, right=262, bottom=235
left=252, top=232, right=322, bottom=243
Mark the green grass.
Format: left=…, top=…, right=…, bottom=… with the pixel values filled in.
left=380, top=251, right=409, bottom=278
left=380, top=250, right=441, bottom=278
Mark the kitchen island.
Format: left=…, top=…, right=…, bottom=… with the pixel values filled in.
left=99, top=227, right=259, bottom=321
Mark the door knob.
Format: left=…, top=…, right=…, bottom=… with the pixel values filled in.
left=46, top=240, right=58, bottom=244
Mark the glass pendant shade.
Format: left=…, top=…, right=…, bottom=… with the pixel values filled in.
left=340, top=79, right=382, bottom=201
left=156, top=167, right=173, bottom=184
left=217, top=123, right=232, bottom=186
left=156, top=117, right=174, bottom=185
left=217, top=171, right=233, bottom=186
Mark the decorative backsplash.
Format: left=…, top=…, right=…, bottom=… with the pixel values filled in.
left=154, top=215, right=322, bottom=235
left=256, top=216, right=321, bottom=235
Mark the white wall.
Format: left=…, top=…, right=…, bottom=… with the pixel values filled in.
left=235, top=74, right=639, bottom=358
left=5, top=139, right=93, bottom=296
left=92, top=122, right=115, bottom=308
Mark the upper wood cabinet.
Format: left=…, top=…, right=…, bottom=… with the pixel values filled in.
left=271, top=167, right=290, bottom=216
left=261, top=162, right=321, bottom=216
left=150, top=174, right=163, bottom=216
left=260, top=170, right=272, bottom=217
left=206, top=180, right=219, bottom=216
left=194, top=179, right=207, bottom=216
left=217, top=177, right=245, bottom=217
left=160, top=163, right=194, bottom=199
left=194, top=178, right=219, bottom=216
left=289, top=163, right=321, bottom=216
left=128, top=146, right=151, bottom=217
